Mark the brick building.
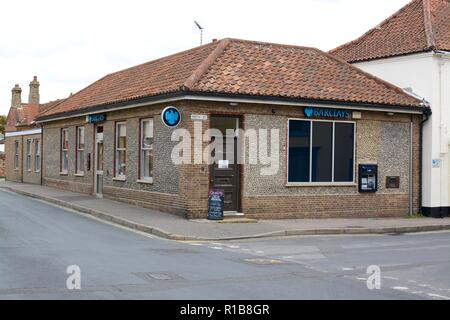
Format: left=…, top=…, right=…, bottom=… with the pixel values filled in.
left=0, top=134, right=4, bottom=178
left=32, top=38, right=428, bottom=219
left=4, top=77, right=63, bottom=184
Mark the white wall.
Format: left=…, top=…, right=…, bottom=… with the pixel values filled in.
left=354, top=52, right=450, bottom=211
left=0, top=144, right=4, bottom=152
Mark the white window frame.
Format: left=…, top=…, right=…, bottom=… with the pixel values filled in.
left=115, top=122, right=127, bottom=178
left=25, top=139, right=32, bottom=172
left=61, top=128, right=69, bottom=174
left=76, top=126, right=85, bottom=175
left=34, top=139, right=41, bottom=172
left=286, top=118, right=356, bottom=186
left=139, top=119, right=154, bottom=183
left=14, top=141, right=19, bottom=170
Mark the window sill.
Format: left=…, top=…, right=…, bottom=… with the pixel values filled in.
left=59, top=172, right=68, bottom=176
left=137, top=179, right=153, bottom=185
left=286, top=182, right=357, bottom=187
left=74, top=173, right=85, bottom=177
left=113, top=176, right=126, bottom=182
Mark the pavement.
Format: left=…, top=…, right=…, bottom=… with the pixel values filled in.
left=1, top=180, right=450, bottom=241
left=1, top=188, right=449, bottom=300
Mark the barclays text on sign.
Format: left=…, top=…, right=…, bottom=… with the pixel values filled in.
left=304, top=107, right=351, bottom=119
left=87, top=114, right=107, bottom=124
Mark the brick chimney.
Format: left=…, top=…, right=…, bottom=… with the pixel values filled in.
left=11, top=84, right=22, bottom=108
left=28, top=76, right=40, bottom=104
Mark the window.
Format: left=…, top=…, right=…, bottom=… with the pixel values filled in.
left=26, top=139, right=32, bottom=171
left=115, top=122, right=126, bottom=177
left=76, top=127, right=85, bottom=174
left=61, top=128, right=69, bottom=173
left=35, top=139, right=41, bottom=172
left=288, top=120, right=355, bottom=184
left=14, top=141, right=19, bottom=170
left=140, top=119, right=154, bottom=181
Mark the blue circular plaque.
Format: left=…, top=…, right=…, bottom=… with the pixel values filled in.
left=161, top=106, right=181, bottom=128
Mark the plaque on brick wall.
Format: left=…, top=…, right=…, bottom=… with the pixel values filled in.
left=207, top=189, right=225, bottom=221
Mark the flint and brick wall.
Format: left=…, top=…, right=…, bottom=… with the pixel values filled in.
left=177, top=101, right=422, bottom=219
left=5, top=133, right=41, bottom=184
left=42, top=104, right=184, bottom=215
left=41, top=100, right=422, bottom=219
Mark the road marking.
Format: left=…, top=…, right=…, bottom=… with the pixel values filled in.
left=427, top=293, right=450, bottom=300
left=356, top=277, right=367, bottom=281
left=225, top=245, right=240, bottom=249
left=383, top=276, right=400, bottom=280
left=209, top=247, right=223, bottom=250
left=342, top=267, right=354, bottom=271
left=392, top=287, right=409, bottom=291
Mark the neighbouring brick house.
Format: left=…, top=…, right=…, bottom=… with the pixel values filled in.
left=4, top=77, right=63, bottom=184
left=33, top=38, right=428, bottom=219
left=0, top=134, right=5, bottom=178
left=330, top=0, right=450, bottom=217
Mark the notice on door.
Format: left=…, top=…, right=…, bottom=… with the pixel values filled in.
left=218, top=160, right=229, bottom=169
left=207, top=189, right=225, bottom=221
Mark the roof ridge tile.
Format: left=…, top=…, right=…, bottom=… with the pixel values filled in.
left=423, top=0, right=436, bottom=49
left=182, top=38, right=232, bottom=91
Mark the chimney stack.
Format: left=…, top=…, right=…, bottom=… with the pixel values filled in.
left=11, top=84, right=22, bottom=108
left=28, top=76, right=40, bottom=104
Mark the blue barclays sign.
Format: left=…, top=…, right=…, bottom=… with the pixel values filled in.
left=87, top=114, right=106, bottom=124
left=162, top=106, right=181, bottom=128
left=304, top=107, right=351, bottom=119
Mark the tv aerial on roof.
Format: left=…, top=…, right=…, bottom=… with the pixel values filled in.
left=194, top=21, right=204, bottom=45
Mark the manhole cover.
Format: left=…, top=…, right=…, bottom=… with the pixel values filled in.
left=243, top=258, right=284, bottom=265
left=133, top=272, right=183, bottom=282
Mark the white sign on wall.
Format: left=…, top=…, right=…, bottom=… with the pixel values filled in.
left=191, top=114, right=208, bottom=121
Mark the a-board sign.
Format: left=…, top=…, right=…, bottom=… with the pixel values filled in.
left=207, top=189, right=225, bottom=221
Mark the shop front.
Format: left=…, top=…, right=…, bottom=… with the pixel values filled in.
left=35, top=38, right=427, bottom=219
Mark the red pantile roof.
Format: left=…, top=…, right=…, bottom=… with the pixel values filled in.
left=330, top=0, right=450, bottom=63
left=38, top=38, right=423, bottom=120
left=5, top=99, right=66, bottom=132
left=6, top=103, right=40, bottom=132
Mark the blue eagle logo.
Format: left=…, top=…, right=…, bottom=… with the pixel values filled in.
left=304, top=107, right=314, bottom=118
left=163, top=108, right=180, bottom=126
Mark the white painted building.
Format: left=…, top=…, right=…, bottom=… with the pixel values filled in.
left=331, top=0, right=450, bottom=217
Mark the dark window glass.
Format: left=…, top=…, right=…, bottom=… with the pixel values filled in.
left=288, top=120, right=310, bottom=182
left=311, top=122, right=333, bottom=182
left=334, top=123, right=355, bottom=182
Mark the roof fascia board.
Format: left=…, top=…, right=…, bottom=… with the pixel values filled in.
left=434, top=50, right=450, bottom=60
left=353, top=51, right=435, bottom=65
left=5, top=128, right=42, bottom=137
left=37, top=93, right=424, bottom=124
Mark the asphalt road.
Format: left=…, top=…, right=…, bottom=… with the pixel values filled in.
left=0, top=189, right=449, bottom=300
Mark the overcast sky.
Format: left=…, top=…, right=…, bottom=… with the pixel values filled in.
left=0, top=0, right=410, bottom=116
